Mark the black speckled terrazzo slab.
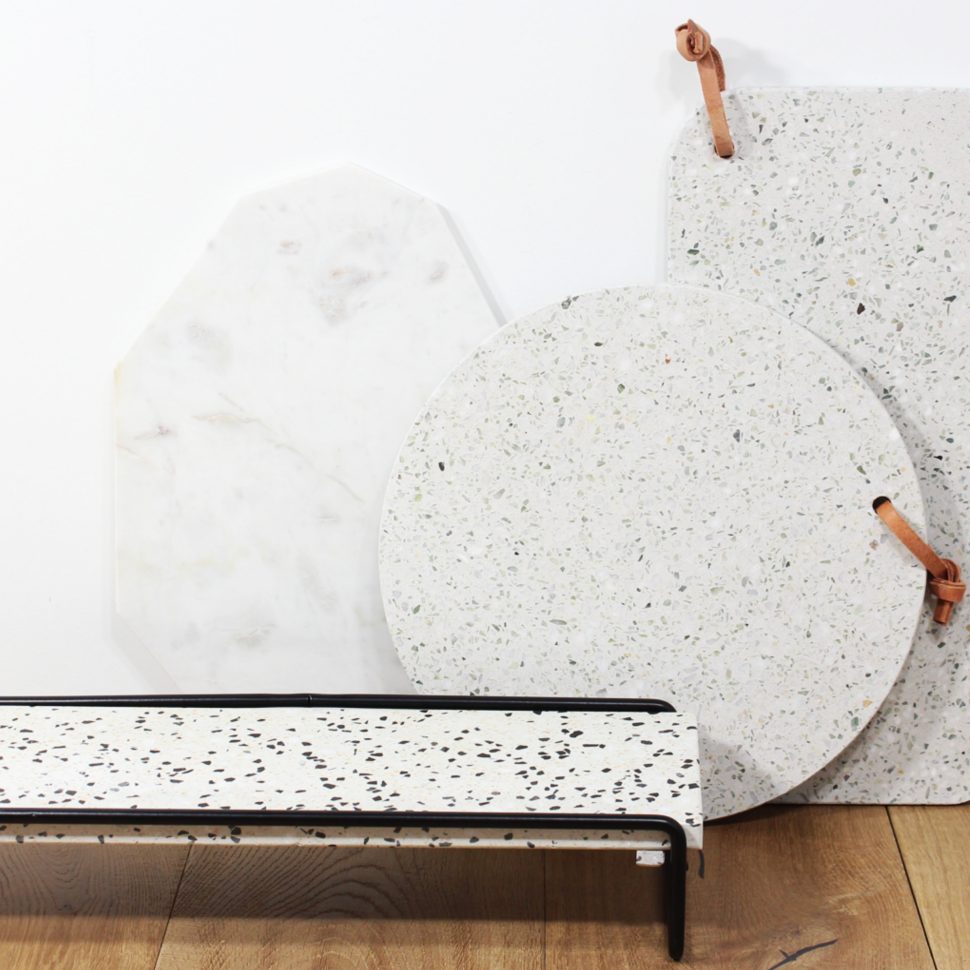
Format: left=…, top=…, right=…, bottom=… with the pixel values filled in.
left=0, top=706, right=702, bottom=849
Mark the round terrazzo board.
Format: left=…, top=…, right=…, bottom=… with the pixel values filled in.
left=379, top=285, right=926, bottom=819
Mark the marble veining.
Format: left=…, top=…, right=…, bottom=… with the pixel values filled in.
left=0, top=706, right=701, bottom=850
left=379, top=285, right=925, bottom=819
left=667, top=88, right=970, bottom=804
left=115, top=165, right=498, bottom=692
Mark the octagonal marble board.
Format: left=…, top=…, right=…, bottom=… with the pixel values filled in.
left=379, top=285, right=926, bottom=819
left=667, top=89, right=970, bottom=804
left=116, top=166, right=498, bottom=693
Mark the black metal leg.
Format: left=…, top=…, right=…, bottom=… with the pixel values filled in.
left=663, top=825, right=688, bottom=961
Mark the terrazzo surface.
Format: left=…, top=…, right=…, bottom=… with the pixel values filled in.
left=379, top=285, right=925, bottom=819
left=0, top=705, right=701, bottom=850
left=667, top=88, right=970, bottom=804
left=115, top=165, right=498, bottom=694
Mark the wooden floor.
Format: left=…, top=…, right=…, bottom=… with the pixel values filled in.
left=0, top=805, right=966, bottom=968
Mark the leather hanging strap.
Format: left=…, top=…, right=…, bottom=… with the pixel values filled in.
left=874, top=497, right=965, bottom=625
left=675, top=19, right=734, bottom=159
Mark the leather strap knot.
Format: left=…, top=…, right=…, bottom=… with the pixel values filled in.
left=675, top=19, right=734, bottom=158
left=928, top=560, right=965, bottom=620
left=675, top=19, right=713, bottom=61
left=874, top=497, right=965, bottom=625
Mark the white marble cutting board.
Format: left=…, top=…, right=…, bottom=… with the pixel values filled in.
left=379, top=285, right=926, bottom=819
left=667, top=88, right=970, bottom=804
left=115, top=165, right=498, bottom=692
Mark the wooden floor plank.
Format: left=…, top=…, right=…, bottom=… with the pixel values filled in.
left=545, top=806, right=934, bottom=969
left=544, top=848, right=668, bottom=967
left=891, top=804, right=970, bottom=970
left=0, top=843, right=189, bottom=970
left=154, top=845, right=543, bottom=970
left=3, top=806, right=956, bottom=968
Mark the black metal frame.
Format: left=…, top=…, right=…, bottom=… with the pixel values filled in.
left=0, top=693, right=688, bottom=961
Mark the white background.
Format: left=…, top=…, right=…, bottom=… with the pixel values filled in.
left=2, top=0, right=969, bottom=694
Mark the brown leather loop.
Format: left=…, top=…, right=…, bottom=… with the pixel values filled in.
left=874, top=497, right=965, bottom=624
left=675, top=19, right=734, bottom=159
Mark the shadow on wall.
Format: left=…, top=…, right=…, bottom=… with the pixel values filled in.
left=659, top=37, right=791, bottom=115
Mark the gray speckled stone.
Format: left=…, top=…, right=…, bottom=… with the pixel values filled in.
left=667, top=89, right=970, bottom=804
left=379, top=285, right=925, bottom=819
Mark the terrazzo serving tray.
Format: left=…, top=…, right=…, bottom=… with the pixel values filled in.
left=667, top=88, right=970, bottom=804
left=0, top=693, right=700, bottom=959
left=0, top=696, right=701, bottom=854
left=115, top=165, right=498, bottom=694
left=379, top=284, right=926, bottom=819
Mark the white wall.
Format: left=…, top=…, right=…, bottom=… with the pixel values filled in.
left=2, top=0, right=969, bottom=694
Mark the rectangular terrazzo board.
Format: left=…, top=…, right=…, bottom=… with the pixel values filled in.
left=666, top=88, right=970, bottom=804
